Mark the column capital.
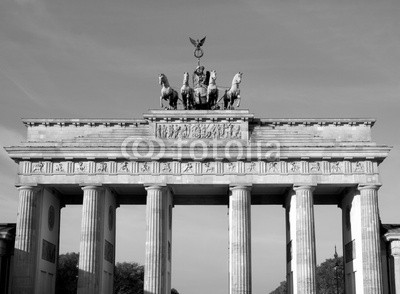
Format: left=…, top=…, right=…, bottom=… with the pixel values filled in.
left=358, top=184, right=381, bottom=191
left=384, top=232, right=400, bottom=242
left=81, top=185, right=104, bottom=191
left=16, top=185, right=40, bottom=191
left=229, top=184, right=252, bottom=192
left=293, top=184, right=316, bottom=192
left=389, top=240, right=400, bottom=256
left=145, top=184, right=167, bottom=192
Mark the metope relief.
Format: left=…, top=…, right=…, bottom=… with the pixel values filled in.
left=32, top=162, right=44, bottom=173
left=203, top=162, right=216, bottom=173
left=97, top=162, right=107, bottom=173
left=353, top=161, right=365, bottom=173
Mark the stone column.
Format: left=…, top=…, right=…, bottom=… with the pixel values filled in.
left=77, top=186, right=104, bottom=294
left=12, top=185, right=39, bottom=294
left=358, top=184, right=383, bottom=293
left=387, top=239, right=400, bottom=294
left=144, top=185, right=170, bottom=294
left=229, top=185, right=252, bottom=294
left=293, top=185, right=316, bottom=294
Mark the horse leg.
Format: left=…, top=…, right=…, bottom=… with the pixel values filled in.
left=189, top=92, right=194, bottom=110
left=236, top=95, right=241, bottom=107
left=160, top=96, right=163, bottom=108
left=182, top=93, right=187, bottom=110
left=210, top=94, right=215, bottom=109
left=173, top=93, right=178, bottom=110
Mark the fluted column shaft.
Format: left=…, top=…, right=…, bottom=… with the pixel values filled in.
left=229, top=185, right=252, bottom=294
left=77, top=186, right=104, bottom=294
left=144, top=185, right=167, bottom=294
left=12, top=186, right=39, bottom=294
left=294, top=185, right=316, bottom=294
left=358, top=184, right=383, bottom=293
left=389, top=240, right=400, bottom=294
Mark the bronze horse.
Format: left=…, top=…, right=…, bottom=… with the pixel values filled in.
left=180, top=72, right=194, bottom=110
left=222, top=72, right=242, bottom=110
left=207, top=70, right=219, bottom=109
left=159, top=73, right=179, bottom=110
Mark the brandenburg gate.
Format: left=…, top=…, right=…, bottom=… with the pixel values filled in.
left=5, top=109, right=392, bottom=294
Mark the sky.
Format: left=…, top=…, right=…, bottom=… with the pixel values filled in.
left=0, top=0, right=400, bottom=293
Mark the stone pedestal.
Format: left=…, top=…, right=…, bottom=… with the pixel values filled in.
left=286, top=185, right=316, bottom=294
left=358, top=184, right=383, bottom=293
left=77, top=186, right=116, bottom=294
left=144, top=185, right=172, bottom=294
left=229, top=185, right=252, bottom=294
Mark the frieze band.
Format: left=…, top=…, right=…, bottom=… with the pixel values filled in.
left=21, top=160, right=376, bottom=176
left=155, top=123, right=242, bottom=139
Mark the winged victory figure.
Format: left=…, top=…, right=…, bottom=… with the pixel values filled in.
left=189, top=36, right=206, bottom=50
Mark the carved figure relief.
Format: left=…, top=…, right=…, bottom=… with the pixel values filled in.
left=354, top=161, right=364, bottom=173
left=182, top=162, right=193, bottom=173
left=97, top=162, right=107, bottom=173
left=289, top=162, right=300, bottom=173
left=156, top=123, right=241, bottom=139
left=140, top=162, right=150, bottom=173
left=77, top=162, right=86, bottom=172
left=268, top=162, right=279, bottom=173
left=331, top=162, right=342, bottom=173
left=162, top=163, right=172, bottom=173
left=247, top=162, right=256, bottom=173
left=119, top=161, right=130, bottom=172
left=204, top=162, right=214, bottom=173
left=32, top=162, right=44, bottom=173
left=310, top=162, right=321, bottom=172
left=227, top=162, right=236, bottom=173
left=54, top=163, right=64, bottom=172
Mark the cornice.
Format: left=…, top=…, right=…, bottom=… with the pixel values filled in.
left=22, top=118, right=147, bottom=127
left=254, top=118, right=376, bottom=127
left=21, top=117, right=376, bottom=128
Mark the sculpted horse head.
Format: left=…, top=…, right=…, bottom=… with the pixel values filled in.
left=209, top=70, right=217, bottom=84
left=183, top=72, right=190, bottom=85
left=232, top=72, right=242, bottom=85
left=159, top=73, right=169, bottom=87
